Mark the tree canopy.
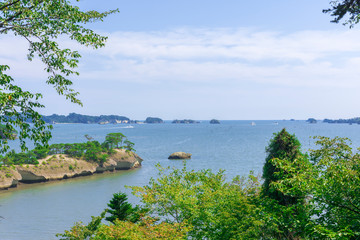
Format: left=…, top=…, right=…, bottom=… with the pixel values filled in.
left=0, top=0, right=118, bottom=153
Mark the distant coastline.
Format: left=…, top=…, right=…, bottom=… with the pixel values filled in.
left=323, top=117, right=360, bottom=124
left=42, top=113, right=360, bottom=125
left=40, top=113, right=223, bottom=125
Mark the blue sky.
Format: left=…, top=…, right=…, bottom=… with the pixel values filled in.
left=1, top=0, right=360, bottom=120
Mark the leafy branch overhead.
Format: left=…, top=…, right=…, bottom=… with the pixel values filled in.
left=0, top=0, right=118, bottom=152
left=324, top=0, right=360, bottom=27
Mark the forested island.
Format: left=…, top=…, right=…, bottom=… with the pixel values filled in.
left=323, top=117, right=360, bottom=124
left=42, top=113, right=130, bottom=124
left=145, top=117, right=164, bottom=124
left=306, top=118, right=317, bottom=123
left=210, top=119, right=220, bottom=124
left=172, top=119, right=200, bottom=124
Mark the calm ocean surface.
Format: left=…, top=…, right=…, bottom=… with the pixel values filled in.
left=1, top=120, right=360, bottom=240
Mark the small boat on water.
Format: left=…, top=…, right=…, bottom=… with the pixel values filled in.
left=121, top=125, right=134, bottom=129
left=251, top=122, right=256, bottom=126
left=274, top=122, right=279, bottom=125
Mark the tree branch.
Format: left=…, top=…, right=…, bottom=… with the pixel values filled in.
left=0, top=0, right=20, bottom=11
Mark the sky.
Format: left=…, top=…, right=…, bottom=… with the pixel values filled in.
left=1, top=0, right=360, bottom=120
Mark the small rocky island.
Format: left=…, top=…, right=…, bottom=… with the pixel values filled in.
left=172, top=119, right=200, bottom=124
left=168, top=152, right=192, bottom=159
left=210, top=119, right=220, bottom=124
left=145, top=117, right=164, bottom=124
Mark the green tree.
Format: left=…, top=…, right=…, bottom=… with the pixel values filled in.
left=273, top=136, right=360, bottom=239
left=131, top=163, right=265, bottom=240
left=57, top=211, right=106, bottom=240
left=262, top=129, right=304, bottom=204
left=104, top=133, right=125, bottom=149
left=124, top=139, right=135, bottom=153
left=0, top=0, right=117, bottom=153
left=105, top=192, right=141, bottom=224
left=261, top=128, right=310, bottom=239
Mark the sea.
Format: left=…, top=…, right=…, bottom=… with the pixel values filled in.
left=0, top=120, right=359, bottom=240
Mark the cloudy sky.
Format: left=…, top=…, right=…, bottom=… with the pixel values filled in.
left=1, top=0, right=360, bottom=120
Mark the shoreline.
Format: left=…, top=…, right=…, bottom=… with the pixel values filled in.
left=0, top=149, right=143, bottom=191
left=0, top=167, right=141, bottom=195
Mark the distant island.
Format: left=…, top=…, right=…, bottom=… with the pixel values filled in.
left=172, top=119, right=200, bottom=124
left=323, top=117, right=360, bottom=124
left=42, top=113, right=130, bottom=124
left=306, top=118, right=317, bottom=124
left=145, top=117, right=164, bottom=124
left=210, top=119, right=220, bottom=124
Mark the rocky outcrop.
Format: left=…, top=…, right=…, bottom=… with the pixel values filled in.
left=0, top=167, right=22, bottom=189
left=168, top=152, right=192, bottom=160
left=0, top=149, right=142, bottom=190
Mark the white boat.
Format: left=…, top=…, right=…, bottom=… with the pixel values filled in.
left=121, top=125, right=134, bottom=129
left=251, top=122, right=256, bottom=126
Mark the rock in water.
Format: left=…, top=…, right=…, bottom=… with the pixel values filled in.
left=168, top=152, right=192, bottom=159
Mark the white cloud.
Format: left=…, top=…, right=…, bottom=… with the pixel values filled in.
left=2, top=27, right=360, bottom=119
left=73, top=28, right=360, bottom=88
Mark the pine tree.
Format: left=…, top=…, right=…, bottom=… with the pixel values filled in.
left=105, top=192, right=137, bottom=224
left=262, top=128, right=303, bottom=205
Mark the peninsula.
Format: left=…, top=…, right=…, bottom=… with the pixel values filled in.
left=0, top=132, right=142, bottom=190
left=0, top=149, right=142, bottom=190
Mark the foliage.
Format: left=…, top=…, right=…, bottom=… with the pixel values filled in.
left=273, top=136, right=360, bottom=239
left=262, top=128, right=304, bottom=204
left=58, top=216, right=188, bottom=240
left=0, top=123, right=17, bottom=140
left=131, top=163, right=265, bottom=240
left=0, top=65, right=52, bottom=153
left=0, top=0, right=118, bottom=153
left=0, top=132, right=135, bottom=166
left=324, top=0, right=360, bottom=27
left=59, top=132, right=360, bottom=239
left=105, top=192, right=144, bottom=224
left=57, top=211, right=106, bottom=240
left=92, top=218, right=188, bottom=240
left=261, top=128, right=311, bottom=239
left=103, top=133, right=125, bottom=150
left=124, top=139, right=135, bottom=153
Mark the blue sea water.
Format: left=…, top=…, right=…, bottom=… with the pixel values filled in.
left=0, top=120, right=360, bottom=240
